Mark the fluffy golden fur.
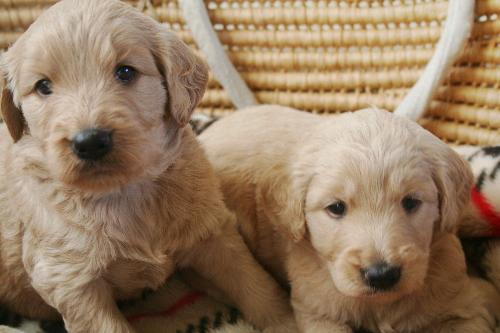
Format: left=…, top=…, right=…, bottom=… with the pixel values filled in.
left=199, top=105, right=500, bottom=333
left=0, top=1, right=296, bottom=332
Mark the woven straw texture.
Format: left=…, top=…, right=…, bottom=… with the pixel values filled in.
left=0, top=0, right=499, bottom=145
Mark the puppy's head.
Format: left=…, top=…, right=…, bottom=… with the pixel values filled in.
left=0, top=0, right=208, bottom=191
left=262, top=107, right=472, bottom=301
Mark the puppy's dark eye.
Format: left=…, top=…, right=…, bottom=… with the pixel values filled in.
left=401, top=197, right=421, bottom=214
left=326, top=201, right=347, bottom=218
left=115, top=66, right=136, bottom=83
left=36, top=79, right=52, bottom=95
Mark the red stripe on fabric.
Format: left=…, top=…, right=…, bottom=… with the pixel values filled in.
left=471, top=187, right=500, bottom=236
left=126, top=291, right=207, bottom=323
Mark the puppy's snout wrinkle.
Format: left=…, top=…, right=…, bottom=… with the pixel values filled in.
left=361, top=263, right=401, bottom=291
left=71, top=129, right=113, bottom=161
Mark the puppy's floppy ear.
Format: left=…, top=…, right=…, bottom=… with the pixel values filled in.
left=433, top=148, right=473, bottom=233
left=257, top=161, right=308, bottom=242
left=413, top=126, right=473, bottom=233
left=1, top=72, right=25, bottom=142
left=153, top=26, right=209, bottom=127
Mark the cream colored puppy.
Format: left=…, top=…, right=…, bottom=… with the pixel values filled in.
left=0, top=1, right=296, bottom=332
left=199, top=105, right=500, bottom=333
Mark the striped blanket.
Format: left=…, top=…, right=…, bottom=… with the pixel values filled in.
left=0, top=273, right=258, bottom=333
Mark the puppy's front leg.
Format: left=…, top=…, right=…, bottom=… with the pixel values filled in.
left=178, top=218, right=298, bottom=332
left=30, top=258, right=134, bottom=333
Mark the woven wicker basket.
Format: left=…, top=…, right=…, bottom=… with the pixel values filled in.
left=1, top=0, right=499, bottom=145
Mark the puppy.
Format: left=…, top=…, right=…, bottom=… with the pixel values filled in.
left=199, top=105, right=500, bottom=332
left=0, top=1, right=297, bottom=332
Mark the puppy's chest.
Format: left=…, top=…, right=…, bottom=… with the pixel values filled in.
left=340, top=299, right=423, bottom=333
left=65, top=201, right=177, bottom=298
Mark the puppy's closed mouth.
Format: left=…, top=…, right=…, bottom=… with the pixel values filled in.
left=359, top=286, right=405, bottom=302
left=364, top=286, right=399, bottom=296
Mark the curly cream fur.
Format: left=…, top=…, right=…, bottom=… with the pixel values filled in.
left=0, top=1, right=296, bottom=332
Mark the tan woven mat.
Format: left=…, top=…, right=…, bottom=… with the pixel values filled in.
left=0, top=0, right=499, bottom=145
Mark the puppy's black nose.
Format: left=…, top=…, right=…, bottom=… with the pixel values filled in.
left=72, top=129, right=113, bottom=161
left=361, top=263, right=401, bottom=291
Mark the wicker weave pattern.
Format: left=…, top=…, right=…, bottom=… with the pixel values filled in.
left=0, top=0, right=499, bottom=145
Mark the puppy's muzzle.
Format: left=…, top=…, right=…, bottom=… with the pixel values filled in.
left=71, top=129, right=113, bottom=161
left=361, top=263, right=401, bottom=291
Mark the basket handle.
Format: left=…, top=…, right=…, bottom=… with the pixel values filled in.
left=178, top=0, right=259, bottom=109
left=393, top=0, right=475, bottom=121
left=180, top=0, right=474, bottom=121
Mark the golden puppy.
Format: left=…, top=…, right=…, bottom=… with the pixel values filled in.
left=199, top=105, right=500, bottom=333
left=0, top=1, right=297, bottom=332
